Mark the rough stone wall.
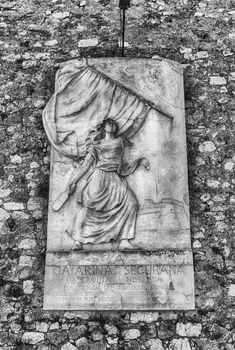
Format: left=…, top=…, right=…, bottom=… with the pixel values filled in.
left=0, top=0, right=234, bottom=349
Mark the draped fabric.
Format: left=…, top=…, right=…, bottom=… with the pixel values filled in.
left=65, top=137, right=139, bottom=244
left=88, top=138, right=144, bottom=177
left=43, top=64, right=151, bottom=159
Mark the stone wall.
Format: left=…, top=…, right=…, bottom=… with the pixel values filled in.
left=0, top=0, right=234, bottom=349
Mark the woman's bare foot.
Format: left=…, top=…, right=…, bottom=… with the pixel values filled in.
left=119, top=239, right=135, bottom=250
left=72, top=240, right=82, bottom=250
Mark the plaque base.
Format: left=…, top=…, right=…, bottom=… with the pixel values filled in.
left=44, top=250, right=194, bottom=310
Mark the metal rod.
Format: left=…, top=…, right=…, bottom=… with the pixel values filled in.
left=121, top=8, right=125, bottom=57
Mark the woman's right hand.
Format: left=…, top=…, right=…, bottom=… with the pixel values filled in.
left=68, top=182, right=76, bottom=195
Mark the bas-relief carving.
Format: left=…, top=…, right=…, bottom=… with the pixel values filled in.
left=43, top=58, right=194, bottom=310
left=54, top=118, right=150, bottom=250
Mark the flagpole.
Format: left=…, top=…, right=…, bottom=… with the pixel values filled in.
left=121, top=7, right=125, bottom=57
left=119, top=0, right=130, bottom=57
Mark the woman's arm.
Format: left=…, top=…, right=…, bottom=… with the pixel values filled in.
left=67, top=153, right=94, bottom=190
left=52, top=153, right=94, bottom=211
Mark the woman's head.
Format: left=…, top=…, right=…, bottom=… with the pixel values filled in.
left=95, top=118, right=119, bottom=140
left=103, top=118, right=118, bottom=136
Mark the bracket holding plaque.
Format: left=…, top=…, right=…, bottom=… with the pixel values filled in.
left=43, top=58, right=195, bottom=310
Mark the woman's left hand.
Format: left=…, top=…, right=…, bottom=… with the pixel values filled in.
left=140, top=158, right=150, bottom=171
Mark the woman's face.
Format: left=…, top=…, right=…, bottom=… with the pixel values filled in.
left=104, top=120, right=116, bottom=134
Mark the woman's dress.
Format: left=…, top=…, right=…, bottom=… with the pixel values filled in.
left=67, top=137, right=143, bottom=245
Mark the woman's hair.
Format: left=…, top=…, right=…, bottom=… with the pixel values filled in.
left=94, top=118, right=119, bottom=140
left=81, top=119, right=119, bottom=160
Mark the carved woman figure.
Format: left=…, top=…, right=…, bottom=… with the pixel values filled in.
left=64, top=118, right=150, bottom=250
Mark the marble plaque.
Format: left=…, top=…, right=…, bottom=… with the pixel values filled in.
left=43, top=58, right=195, bottom=310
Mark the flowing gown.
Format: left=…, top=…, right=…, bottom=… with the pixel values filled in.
left=67, top=137, right=144, bottom=245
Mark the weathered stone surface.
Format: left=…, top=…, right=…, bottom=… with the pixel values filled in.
left=169, top=339, right=191, bottom=350
left=12, top=211, right=30, bottom=220
left=27, top=198, right=41, bottom=211
left=91, top=331, right=103, bottom=341
left=193, top=240, right=201, bottom=249
left=18, top=239, right=36, bottom=250
left=0, top=208, right=10, bottom=221
left=195, top=51, right=209, bottom=60
left=0, top=0, right=234, bottom=348
left=210, top=76, right=227, bottom=85
left=146, top=339, right=164, bottom=350
left=45, top=39, right=58, bottom=47
left=43, top=57, right=194, bottom=311
left=199, top=141, right=216, bottom=153
left=61, top=342, right=77, bottom=350
left=37, top=346, right=50, bottom=350
left=44, top=251, right=194, bottom=310
left=23, top=280, right=34, bottom=294
left=51, top=11, right=70, bottom=20
left=10, top=322, right=22, bottom=333
left=19, top=255, right=34, bottom=267
left=45, top=59, right=191, bottom=253
left=49, top=322, right=59, bottom=330
left=228, top=284, right=235, bottom=297
left=224, top=162, right=234, bottom=171
left=158, top=322, right=175, bottom=339
left=75, top=337, right=89, bottom=350
left=123, top=329, right=141, bottom=340
left=197, top=339, right=219, bottom=350
left=36, top=322, right=49, bottom=333
left=90, top=341, right=106, bottom=350
left=107, top=337, right=118, bottom=344
left=104, top=324, right=118, bottom=336
left=22, top=332, right=44, bottom=344
left=130, top=312, right=159, bottom=323
left=30, top=161, right=40, bottom=169
left=69, top=325, right=87, bottom=340
left=64, top=311, right=91, bottom=320
left=176, top=323, right=202, bottom=337
left=78, top=38, right=99, bottom=47
left=4, top=202, right=24, bottom=210
left=47, top=331, right=68, bottom=346
left=10, top=155, right=22, bottom=164
left=0, top=189, right=11, bottom=198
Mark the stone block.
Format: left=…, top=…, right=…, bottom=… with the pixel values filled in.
left=0, top=208, right=10, bottom=221
left=0, top=189, right=11, bottom=198
left=130, top=312, right=159, bottom=323
left=146, top=339, right=164, bottom=350
left=210, top=76, right=227, bottom=85
left=23, top=280, right=34, bottom=294
left=228, top=284, right=235, bottom=297
left=22, top=332, right=44, bottom=345
left=169, top=339, right=191, bottom=350
left=4, top=202, right=24, bottom=210
left=78, top=38, right=99, bottom=47
left=176, top=322, right=202, bottom=337
left=61, top=343, right=78, bottom=350
left=36, top=322, right=49, bottom=333
left=123, top=329, right=141, bottom=340
left=199, top=141, right=216, bottom=152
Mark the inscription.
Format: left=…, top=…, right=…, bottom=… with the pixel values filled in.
left=50, top=264, right=185, bottom=277
left=45, top=261, right=194, bottom=309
